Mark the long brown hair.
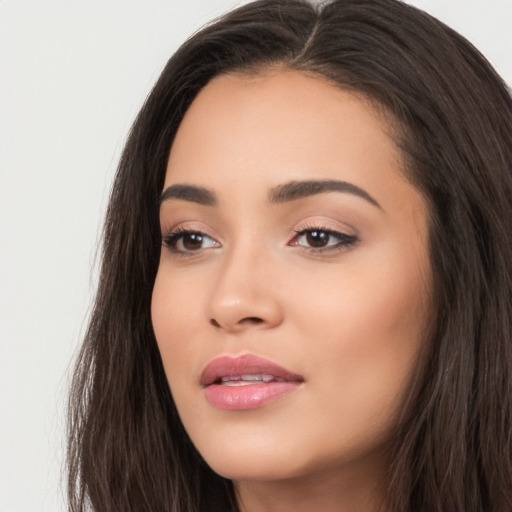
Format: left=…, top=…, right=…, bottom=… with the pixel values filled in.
left=68, top=1, right=512, bottom=510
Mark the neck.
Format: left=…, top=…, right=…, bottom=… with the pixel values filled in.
left=234, top=458, right=386, bottom=512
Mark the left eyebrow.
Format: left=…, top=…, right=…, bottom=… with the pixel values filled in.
left=268, top=180, right=381, bottom=209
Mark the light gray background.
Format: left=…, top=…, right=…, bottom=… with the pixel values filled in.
left=0, top=1, right=511, bottom=511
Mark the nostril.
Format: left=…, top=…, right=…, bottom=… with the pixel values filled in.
left=209, top=316, right=264, bottom=329
left=240, top=317, right=264, bottom=324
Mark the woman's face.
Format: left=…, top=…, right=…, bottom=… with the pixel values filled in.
left=152, top=70, right=431, bottom=486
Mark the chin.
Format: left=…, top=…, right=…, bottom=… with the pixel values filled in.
left=205, top=455, right=307, bottom=482
left=190, top=431, right=309, bottom=482
left=190, top=420, right=392, bottom=487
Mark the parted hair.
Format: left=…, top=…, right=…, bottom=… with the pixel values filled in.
left=67, top=1, right=512, bottom=510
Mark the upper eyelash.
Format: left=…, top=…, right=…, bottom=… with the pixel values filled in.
left=291, top=225, right=358, bottom=252
left=162, top=226, right=192, bottom=247
left=161, top=225, right=358, bottom=254
left=161, top=227, right=217, bottom=253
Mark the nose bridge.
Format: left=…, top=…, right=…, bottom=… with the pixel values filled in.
left=207, top=236, right=282, bottom=332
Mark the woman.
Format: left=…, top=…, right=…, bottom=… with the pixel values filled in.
left=67, top=0, right=512, bottom=510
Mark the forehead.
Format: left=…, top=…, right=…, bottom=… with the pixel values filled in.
left=168, top=70, right=398, bottom=171
left=164, top=69, right=420, bottom=216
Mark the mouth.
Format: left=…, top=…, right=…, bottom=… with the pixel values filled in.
left=200, top=354, right=304, bottom=410
left=215, top=374, right=286, bottom=386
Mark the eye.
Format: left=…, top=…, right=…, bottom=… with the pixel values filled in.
left=163, top=228, right=220, bottom=254
left=290, top=227, right=358, bottom=253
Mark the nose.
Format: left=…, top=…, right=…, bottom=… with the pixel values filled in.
left=207, top=248, right=284, bottom=333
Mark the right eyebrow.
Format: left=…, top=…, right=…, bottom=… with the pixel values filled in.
left=159, top=184, right=217, bottom=207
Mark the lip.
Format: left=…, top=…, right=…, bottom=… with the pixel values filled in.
left=200, top=354, right=304, bottom=410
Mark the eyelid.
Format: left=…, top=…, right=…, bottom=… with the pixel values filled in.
left=160, top=218, right=358, bottom=257
left=161, top=222, right=221, bottom=256
left=161, top=220, right=220, bottom=240
left=292, top=218, right=358, bottom=238
left=288, top=219, right=359, bottom=254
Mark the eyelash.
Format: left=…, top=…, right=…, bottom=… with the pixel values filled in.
left=162, top=227, right=219, bottom=256
left=162, top=225, right=358, bottom=256
left=290, top=224, right=358, bottom=254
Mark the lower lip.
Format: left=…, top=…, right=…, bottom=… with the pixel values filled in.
left=204, top=381, right=301, bottom=410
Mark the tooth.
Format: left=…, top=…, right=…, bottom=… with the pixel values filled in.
left=240, top=374, right=263, bottom=381
left=218, top=374, right=284, bottom=385
left=222, top=381, right=254, bottom=387
left=221, top=376, right=240, bottom=382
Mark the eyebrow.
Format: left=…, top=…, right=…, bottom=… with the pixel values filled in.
left=268, top=180, right=381, bottom=208
left=159, top=184, right=217, bottom=206
left=159, top=179, right=381, bottom=209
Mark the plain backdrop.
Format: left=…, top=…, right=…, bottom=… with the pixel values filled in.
left=0, top=1, right=511, bottom=511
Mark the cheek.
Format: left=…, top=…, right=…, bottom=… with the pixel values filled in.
left=151, top=267, right=203, bottom=391
left=288, top=245, right=430, bottom=413
left=152, top=270, right=199, bottom=332
left=292, top=249, right=429, bottom=340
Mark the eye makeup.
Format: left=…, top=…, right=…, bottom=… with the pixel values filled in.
left=161, top=222, right=359, bottom=258
left=289, top=224, right=358, bottom=255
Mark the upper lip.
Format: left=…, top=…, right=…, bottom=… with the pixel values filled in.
left=200, top=354, right=304, bottom=387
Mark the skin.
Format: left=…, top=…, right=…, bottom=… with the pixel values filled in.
left=151, top=69, right=432, bottom=512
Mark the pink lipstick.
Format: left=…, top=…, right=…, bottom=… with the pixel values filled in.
left=200, top=354, right=304, bottom=410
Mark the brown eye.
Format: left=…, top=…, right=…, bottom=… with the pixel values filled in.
left=181, top=233, right=204, bottom=251
left=291, top=228, right=358, bottom=253
left=306, top=230, right=330, bottom=248
left=163, top=230, right=220, bottom=254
